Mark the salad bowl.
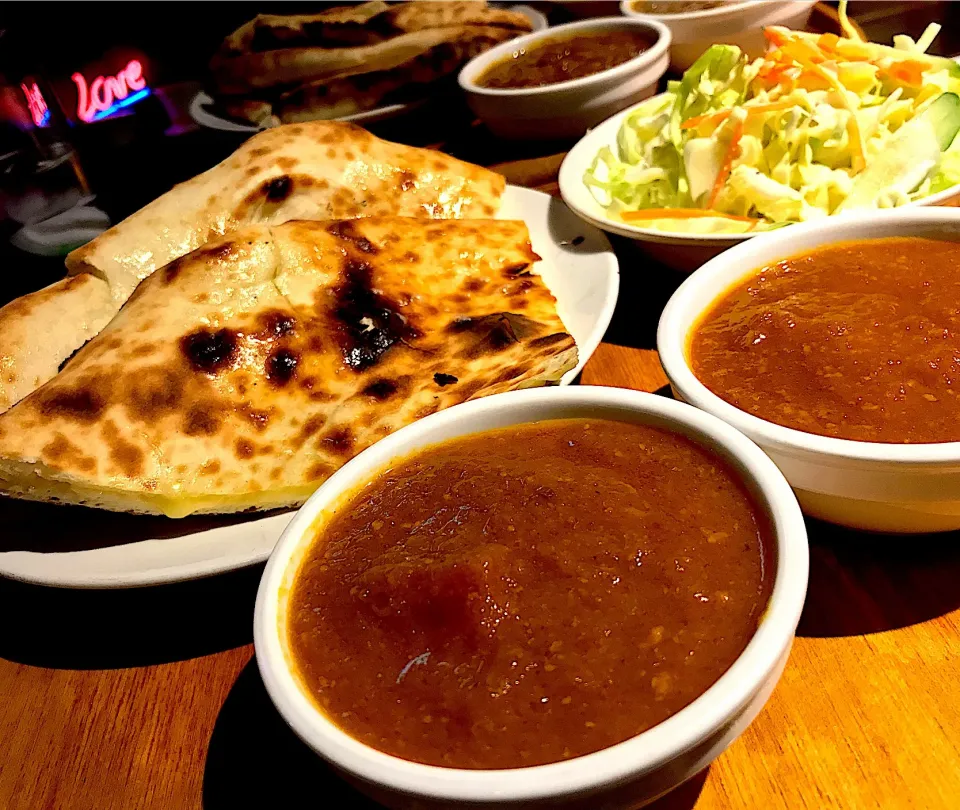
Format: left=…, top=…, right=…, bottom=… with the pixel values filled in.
left=559, top=95, right=960, bottom=272
left=559, top=13, right=960, bottom=272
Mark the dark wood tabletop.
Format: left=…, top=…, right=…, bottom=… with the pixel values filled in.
left=2, top=4, right=959, bottom=809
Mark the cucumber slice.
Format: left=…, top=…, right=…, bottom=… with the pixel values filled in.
left=924, top=91, right=960, bottom=150
left=838, top=93, right=960, bottom=212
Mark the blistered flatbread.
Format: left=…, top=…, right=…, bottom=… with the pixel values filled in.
left=211, top=25, right=520, bottom=95
left=218, top=1, right=530, bottom=55
left=65, top=120, right=504, bottom=307
left=0, top=275, right=114, bottom=413
left=0, top=121, right=504, bottom=416
left=0, top=218, right=576, bottom=517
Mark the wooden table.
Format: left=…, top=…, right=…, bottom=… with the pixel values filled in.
left=4, top=4, right=960, bottom=805
left=4, top=160, right=960, bottom=810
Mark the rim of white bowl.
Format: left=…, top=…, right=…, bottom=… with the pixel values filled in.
left=458, top=16, right=672, bottom=97
left=659, top=207, right=960, bottom=465
left=620, top=0, right=809, bottom=23
left=559, top=94, right=960, bottom=245
left=254, top=385, right=808, bottom=804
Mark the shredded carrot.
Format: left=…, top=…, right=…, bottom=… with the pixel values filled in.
left=884, top=59, right=928, bottom=86
left=681, top=100, right=797, bottom=131
left=777, top=36, right=866, bottom=173
left=621, top=208, right=760, bottom=224
left=706, top=117, right=745, bottom=209
left=764, top=28, right=790, bottom=49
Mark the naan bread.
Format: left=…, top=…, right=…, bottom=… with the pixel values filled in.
left=218, top=1, right=530, bottom=56
left=67, top=121, right=504, bottom=306
left=222, top=2, right=392, bottom=54
left=271, top=33, right=499, bottom=122
left=0, top=218, right=576, bottom=517
left=211, top=25, right=519, bottom=95
left=0, top=275, right=115, bottom=413
left=0, top=121, right=503, bottom=416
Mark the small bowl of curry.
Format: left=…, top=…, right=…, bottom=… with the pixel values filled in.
left=458, top=17, right=671, bottom=140
left=255, top=385, right=807, bottom=808
left=660, top=207, right=960, bottom=533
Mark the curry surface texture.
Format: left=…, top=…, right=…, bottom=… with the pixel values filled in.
left=476, top=30, right=655, bottom=89
left=691, top=237, right=960, bottom=443
left=288, top=418, right=772, bottom=769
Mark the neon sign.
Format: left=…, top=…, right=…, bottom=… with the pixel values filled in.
left=20, top=82, right=50, bottom=128
left=72, top=59, right=149, bottom=123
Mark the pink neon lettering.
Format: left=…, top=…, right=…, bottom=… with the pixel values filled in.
left=73, top=59, right=147, bottom=122
left=20, top=82, right=49, bottom=127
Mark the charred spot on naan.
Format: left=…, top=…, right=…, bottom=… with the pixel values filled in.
left=265, top=348, right=300, bottom=386
left=360, top=379, right=398, bottom=401
left=326, top=220, right=379, bottom=254
left=236, top=438, right=256, bottom=460
left=183, top=405, right=223, bottom=437
left=320, top=426, right=354, bottom=455
left=42, top=433, right=97, bottom=474
left=101, top=420, right=146, bottom=478
left=37, top=385, right=107, bottom=423
left=181, top=328, right=240, bottom=373
left=329, top=259, right=420, bottom=372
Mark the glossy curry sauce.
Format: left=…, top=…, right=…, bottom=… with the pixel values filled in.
left=476, top=30, right=655, bottom=89
left=287, top=419, right=772, bottom=769
left=691, top=237, right=960, bottom=443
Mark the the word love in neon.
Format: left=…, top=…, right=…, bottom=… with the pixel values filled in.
left=72, top=59, right=148, bottom=123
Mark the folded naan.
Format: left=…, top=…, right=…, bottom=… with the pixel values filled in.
left=0, top=122, right=504, bottom=416
left=66, top=121, right=505, bottom=305
left=211, top=25, right=520, bottom=95
left=0, top=218, right=576, bottom=517
left=218, top=1, right=531, bottom=56
left=0, top=275, right=115, bottom=413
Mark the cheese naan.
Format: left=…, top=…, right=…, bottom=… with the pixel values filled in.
left=66, top=121, right=505, bottom=305
left=0, top=218, right=576, bottom=517
left=218, top=1, right=531, bottom=55
left=0, top=121, right=504, bottom=416
left=0, top=274, right=115, bottom=413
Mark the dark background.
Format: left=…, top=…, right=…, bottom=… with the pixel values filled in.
left=0, top=1, right=957, bottom=304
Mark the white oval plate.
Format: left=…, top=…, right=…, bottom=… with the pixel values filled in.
left=190, top=4, right=548, bottom=133
left=560, top=94, right=960, bottom=249
left=189, top=91, right=426, bottom=133
left=0, top=185, right=618, bottom=589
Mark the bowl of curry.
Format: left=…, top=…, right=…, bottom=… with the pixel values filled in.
left=660, top=207, right=960, bottom=533
left=255, top=385, right=807, bottom=809
left=458, top=17, right=670, bottom=140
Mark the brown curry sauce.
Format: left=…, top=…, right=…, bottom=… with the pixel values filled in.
left=476, top=30, right=656, bottom=89
left=287, top=418, right=772, bottom=769
left=691, top=237, right=960, bottom=443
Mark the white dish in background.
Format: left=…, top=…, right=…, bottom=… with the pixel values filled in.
left=621, top=0, right=817, bottom=73
left=255, top=384, right=808, bottom=810
left=659, top=207, right=960, bottom=533
left=559, top=95, right=960, bottom=273
left=189, top=91, right=424, bottom=133
left=459, top=16, right=670, bottom=140
left=190, top=4, right=547, bottom=133
left=0, top=185, right=619, bottom=589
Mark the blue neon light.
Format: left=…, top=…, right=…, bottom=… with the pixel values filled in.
left=38, top=109, right=50, bottom=127
left=90, top=87, right=151, bottom=122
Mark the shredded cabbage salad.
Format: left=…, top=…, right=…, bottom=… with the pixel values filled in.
left=584, top=1, right=960, bottom=234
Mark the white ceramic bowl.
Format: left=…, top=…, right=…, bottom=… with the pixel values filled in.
left=255, top=385, right=808, bottom=809
left=559, top=95, right=960, bottom=273
left=659, top=207, right=960, bottom=533
left=621, top=0, right=817, bottom=73
left=458, top=17, right=671, bottom=140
